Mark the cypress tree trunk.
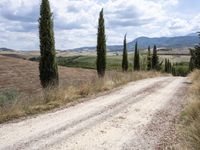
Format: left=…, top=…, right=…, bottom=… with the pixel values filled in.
left=133, top=42, right=140, bottom=70
left=96, top=9, right=106, bottom=78
left=122, top=34, right=128, bottom=72
left=152, top=45, right=159, bottom=70
left=147, top=46, right=151, bottom=71
left=39, top=0, right=59, bottom=88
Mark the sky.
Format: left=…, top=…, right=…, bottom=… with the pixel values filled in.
left=0, top=0, right=200, bottom=50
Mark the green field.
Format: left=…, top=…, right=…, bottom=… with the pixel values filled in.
left=57, top=55, right=134, bottom=70
left=29, top=53, right=190, bottom=76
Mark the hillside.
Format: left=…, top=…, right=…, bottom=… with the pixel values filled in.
left=0, top=55, right=95, bottom=95
left=128, top=35, right=199, bottom=49
left=1, top=34, right=198, bottom=53
left=0, top=48, right=15, bottom=52
left=71, top=34, right=199, bottom=52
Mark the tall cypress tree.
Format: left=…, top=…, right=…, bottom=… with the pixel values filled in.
left=39, top=0, right=59, bottom=88
left=122, top=34, right=128, bottom=72
left=147, top=46, right=151, bottom=71
left=96, top=9, right=106, bottom=78
left=134, top=42, right=140, bottom=70
left=152, top=45, right=159, bottom=70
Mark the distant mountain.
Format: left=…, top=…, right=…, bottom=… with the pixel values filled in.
left=1, top=33, right=199, bottom=52
left=0, top=48, right=15, bottom=52
left=72, top=33, right=199, bottom=52
left=128, top=35, right=199, bottom=50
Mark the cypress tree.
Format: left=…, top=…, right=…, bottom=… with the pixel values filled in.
left=167, top=59, right=170, bottom=73
left=39, top=0, right=59, bottom=88
left=164, top=59, right=168, bottom=72
left=189, top=32, right=200, bottom=70
left=172, top=67, right=176, bottom=76
left=122, top=34, right=128, bottom=72
left=169, top=60, right=172, bottom=73
left=147, top=46, right=151, bottom=71
left=96, top=9, right=106, bottom=77
left=133, top=42, right=140, bottom=70
left=152, top=45, right=159, bottom=70
left=165, top=59, right=172, bottom=73
left=189, top=49, right=195, bottom=71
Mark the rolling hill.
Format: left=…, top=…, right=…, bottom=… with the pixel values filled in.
left=72, top=33, right=199, bottom=52
left=0, top=55, right=95, bottom=95
left=1, top=33, right=199, bottom=52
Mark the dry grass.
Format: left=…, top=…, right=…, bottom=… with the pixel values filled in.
left=179, top=70, right=200, bottom=150
left=0, top=55, right=95, bottom=94
left=0, top=70, right=162, bottom=123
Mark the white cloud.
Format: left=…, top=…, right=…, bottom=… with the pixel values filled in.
left=0, top=0, right=199, bottom=50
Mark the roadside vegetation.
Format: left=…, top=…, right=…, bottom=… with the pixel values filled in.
left=179, top=70, right=200, bottom=149
left=0, top=71, right=162, bottom=123
left=178, top=33, right=200, bottom=149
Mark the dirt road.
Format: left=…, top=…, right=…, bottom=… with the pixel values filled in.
left=0, top=77, right=189, bottom=150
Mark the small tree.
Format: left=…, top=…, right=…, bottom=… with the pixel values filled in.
left=39, top=0, right=59, bottom=88
left=122, top=34, right=128, bottom=72
left=147, top=46, right=151, bottom=71
left=133, top=42, right=140, bottom=70
left=96, top=9, right=106, bottom=78
left=152, top=45, right=159, bottom=70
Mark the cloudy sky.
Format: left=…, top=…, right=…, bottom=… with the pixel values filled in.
left=0, top=0, right=200, bottom=50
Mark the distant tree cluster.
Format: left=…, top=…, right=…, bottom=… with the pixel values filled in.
left=164, top=59, right=176, bottom=75
left=164, top=59, right=172, bottom=73
left=145, top=45, right=161, bottom=71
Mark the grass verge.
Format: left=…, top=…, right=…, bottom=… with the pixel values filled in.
left=0, top=71, right=163, bottom=124
left=179, top=70, right=200, bottom=149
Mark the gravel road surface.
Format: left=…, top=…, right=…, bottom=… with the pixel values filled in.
left=0, top=77, right=189, bottom=150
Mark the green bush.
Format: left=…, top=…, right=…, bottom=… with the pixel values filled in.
left=174, top=62, right=189, bottom=76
